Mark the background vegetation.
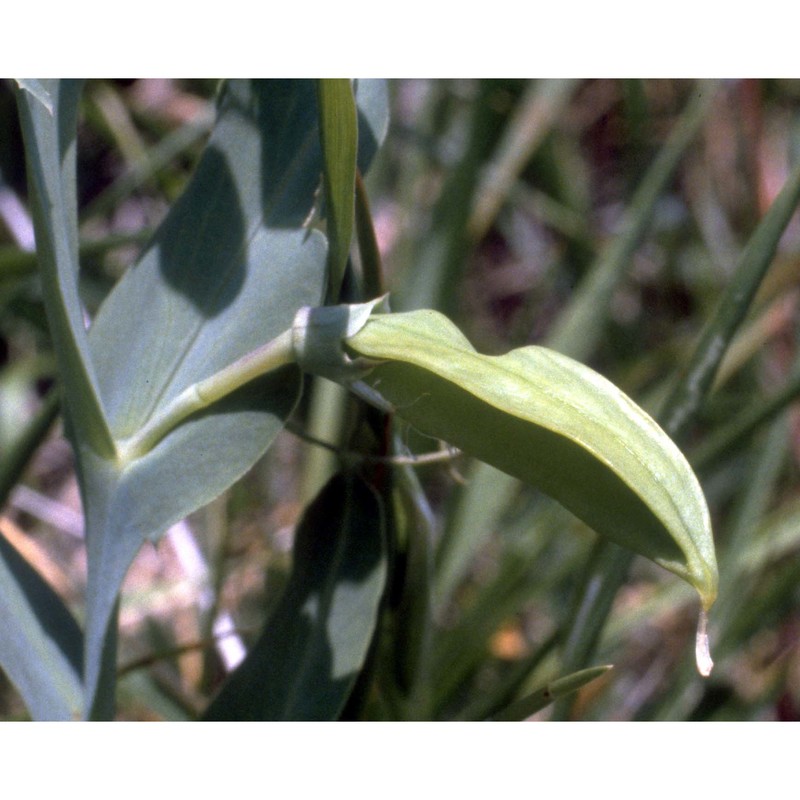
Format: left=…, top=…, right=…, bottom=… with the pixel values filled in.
left=2, top=79, right=800, bottom=720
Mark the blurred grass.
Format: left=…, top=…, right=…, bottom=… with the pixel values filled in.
left=2, top=79, right=800, bottom=720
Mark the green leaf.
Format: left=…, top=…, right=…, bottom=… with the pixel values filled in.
left=0, top=383, right=68, bottom=719
left=661, top=157, right=800, bottom=440
left=78, top=80, right=333, bottom=717
left=432, top=83, right=716, bottom=611
left=297, top=304, right=718, bottom=609
left=317, top=79, right=358, bottom=301
left=489, top=665, right=612, bottom=721
left=18, top=79, right=389, bottom=719
left=545, top=82, right=718, bottom=361
left=204, top=472, right=387, bottom=720
left=393, top=80, right=501, bottom=317
left=15, top=79, right=54, bottom=115
left=0, top=531, right=83, bottom=720
left=469, top=79, right=579, bottom=242
left=16, top=79, right=115, bottom=458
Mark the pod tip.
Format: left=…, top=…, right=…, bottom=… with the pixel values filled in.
left=695, top=608, right=714, bottom=677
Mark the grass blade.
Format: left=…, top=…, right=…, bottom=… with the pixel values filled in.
left=489, top=665, right=612, bottom=721
left=546, top=81, right=718, bottom=360
left=662, top=158, right=800, bottom=439
left=0, top=529, right=83, bottom=720
left=317, top=79, right=358, bottom=301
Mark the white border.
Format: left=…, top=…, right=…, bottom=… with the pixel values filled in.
left=0, top=722, right=794, bottom=793
left=5, top=2, right=798, bottom=77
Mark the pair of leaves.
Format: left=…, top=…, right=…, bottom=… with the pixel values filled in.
left=13, top=79, right=388, bottom=719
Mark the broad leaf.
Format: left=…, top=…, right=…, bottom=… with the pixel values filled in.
left=295, top=304, right=718, bottom=610
left=204, top=472, right=387, bottom=720
left=17, top=79, right=389, bottom=718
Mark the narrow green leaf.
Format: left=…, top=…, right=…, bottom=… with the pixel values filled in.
left=691, top=364, right=800, bottom=469
left=15, top=79, right=54, bottom=115
left=489, top=665, right=612, bottom=721
left=0, top=231, right=152, bottom=283
left=729, top=495, right=800, bottom=579
left=455, top=630, right=559, bottom=721
left=204, top=472, right=387, bottom=720
left=554, top=539, right=632, bottom=710
left=80, top=111, right=214, bottom=222
left=468, top=79, right=578, bottom=241
left=431, top=503, right=582, bottom=715
left=15, top=79, right=115, bottom=458
left=297, top=304, right=717, bottom=609
left=719, top=412, right=792, bottom=588
left=394, top=80, right=501, bottom=317
left=661, top=157, right=800, bottom=440
left=546, top=82, right=718, bottom=361
left=317, top=79, right=358, bottom=301
left=0, top=531, right=83, bottom=720
left=355, top=170, right=385, bottom=298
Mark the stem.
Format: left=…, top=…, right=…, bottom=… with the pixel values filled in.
left=117, top=328, right=295, bottom=463
left=286, top=419, right=461, bottom=466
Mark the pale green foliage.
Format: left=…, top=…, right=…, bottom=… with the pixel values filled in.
left=3, top=79, right=800, bottom=722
